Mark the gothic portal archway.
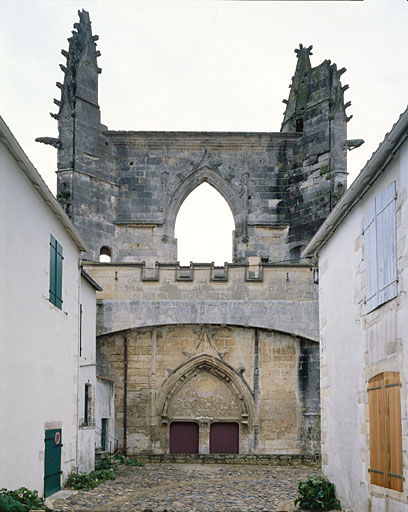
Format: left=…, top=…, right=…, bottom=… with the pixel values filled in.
left=157, top=353, right=253, bottom=425
left=156, top=353, right=254, bottom=454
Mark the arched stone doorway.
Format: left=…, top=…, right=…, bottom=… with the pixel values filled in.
left=157, top=353, right=254, bottom=454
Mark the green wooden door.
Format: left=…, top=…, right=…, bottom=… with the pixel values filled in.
left=44, top=429, right=62, bottom=497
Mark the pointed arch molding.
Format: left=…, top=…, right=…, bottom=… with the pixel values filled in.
left=156, top=353, right=254, bottom=428
left=165, top=165, right=246, bottom=237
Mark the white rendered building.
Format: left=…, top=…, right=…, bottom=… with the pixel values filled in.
left=304, top=107, right=408, bottom=512
left=0, top=116, right=100, bottom=496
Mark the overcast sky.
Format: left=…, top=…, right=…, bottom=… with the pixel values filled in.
left=1, top=0, right=407, bottom=264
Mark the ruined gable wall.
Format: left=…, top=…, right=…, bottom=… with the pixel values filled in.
left=87, top=131, right=299, bottom=265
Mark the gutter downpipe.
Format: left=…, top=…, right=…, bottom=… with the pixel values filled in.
left=123, top=330, right=128, bottom=456
left=75, top=260, right=81, bottom=473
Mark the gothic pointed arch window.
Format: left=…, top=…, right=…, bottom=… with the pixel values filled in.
left=175, top=182, right=234, bottom=265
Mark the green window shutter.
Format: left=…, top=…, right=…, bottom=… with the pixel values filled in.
left=49, top=235, right=57, bottom=306
left=55, top=240, right=63, bottom=309
left=49, top=235, right=63, bottom=310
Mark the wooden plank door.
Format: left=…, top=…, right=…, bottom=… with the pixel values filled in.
left=368, top=372, right=403, bottom=491
left=170, top=422, right=199, bottom=454
left=210, top=422, right=239, bottom=454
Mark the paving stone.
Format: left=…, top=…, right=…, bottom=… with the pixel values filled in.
left=52, top=463, right=321, bottom=512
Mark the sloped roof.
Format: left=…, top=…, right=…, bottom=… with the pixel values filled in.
left=303, top=106, right=408, bottom=257
left=81, top=269, right=103, bottom=291
left=0, top=115, right=88, bottom=252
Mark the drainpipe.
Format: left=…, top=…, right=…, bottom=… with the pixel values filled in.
left=253, top=328, right=260, bottom=452
left=75, top=261, right=81, bottom=471
left=151, top=328, right=157, bottom=452
left=123, top=330, right=128, bottom=456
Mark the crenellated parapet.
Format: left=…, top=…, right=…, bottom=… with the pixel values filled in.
left=84, top=261, right=319, bottom=340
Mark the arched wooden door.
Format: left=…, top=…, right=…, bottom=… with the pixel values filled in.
left=170, top=422, right=199, bottom=454
left=210, top=422, right=239, bottom=454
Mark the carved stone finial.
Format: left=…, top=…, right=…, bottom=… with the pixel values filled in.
left=57, top=9, right=101, bottom=114
left=294, top=44, right=313, bottom=57
left=337, top=67, right=347, bottom=78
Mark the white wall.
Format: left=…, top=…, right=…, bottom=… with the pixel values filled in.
left=95, top=377, right=115, bottom=453
left=319, top=139, right=408, bottom=512
left=77, top=276, right=97, bottom=473
left=0, top=139, right=81, bottom=493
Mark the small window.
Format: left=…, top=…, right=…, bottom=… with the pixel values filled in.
left=99, top=246, right=112, bottom=263
left=363, top=182, right=397, bottom=313
left=49, top=235, right=63, bottom=309
left=368, top=372, right=402, bottom=491
left=84, top=384, right=91, bottom=426
left=296, top=118, right=304, bottom=132
left=101, top=418, right=108, bottom=451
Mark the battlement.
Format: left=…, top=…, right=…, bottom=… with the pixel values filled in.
left=84, top=262, right=318, bottom=341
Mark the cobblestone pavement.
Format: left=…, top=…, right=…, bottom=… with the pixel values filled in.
left=52, top=463, right=321, bottom=512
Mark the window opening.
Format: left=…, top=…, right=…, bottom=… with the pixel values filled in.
left=175, top=183, right=234, bottom=265
left=101, top=418, right=108, bottom=451
left=296, top=118, right=304, bottom=132
left=49, top=235, right=63, bottom=309
left=99, top=246, right=112, bottom=263
left=84, top=384, right=91, bottom=426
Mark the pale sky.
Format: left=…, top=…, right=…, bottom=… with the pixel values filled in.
left=1, top=0, right=407, bottom=264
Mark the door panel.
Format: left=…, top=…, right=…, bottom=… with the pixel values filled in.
left=210, top=422, right=239, bottom=454
left=44, top=429, right=62, bottom=497
left=170, top=422, right=199, bottom=454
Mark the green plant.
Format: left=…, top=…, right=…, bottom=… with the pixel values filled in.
left=0, top=494, right=27, bottom=512
left=65, top=468, right=116, bottom=491
left=0, top=488, right=45, bottom=511
left=295, top=476, right=341, bottom=511
left=114, top=454, right=144, bottom=467
left=95, top=453, right=113, bottom=470
left=124, top=458, right=144, bottom=467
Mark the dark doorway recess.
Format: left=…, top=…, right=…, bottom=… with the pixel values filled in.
left=210, top=422, right=239, bottom=454
left=170, top=422, right=199, bottom=454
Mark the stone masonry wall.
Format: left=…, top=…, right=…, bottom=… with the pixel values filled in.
left=96, top=324, right=319, bottom=456
left=84, top=262, right=319, bottom=340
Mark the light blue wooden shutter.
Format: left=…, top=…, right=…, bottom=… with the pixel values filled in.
left=364, top=201, right=378, bottom=313
left=376, top=181, right=397, bottom=306
left=364, top=181, right=397, bottom=314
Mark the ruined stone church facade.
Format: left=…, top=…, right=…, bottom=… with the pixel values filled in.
left=40, top=10, right=352, bottom=458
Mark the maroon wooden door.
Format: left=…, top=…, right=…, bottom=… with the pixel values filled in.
left=170, top=422, right=199, bottom=454
left=210, top=422, right=239, bottom=454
